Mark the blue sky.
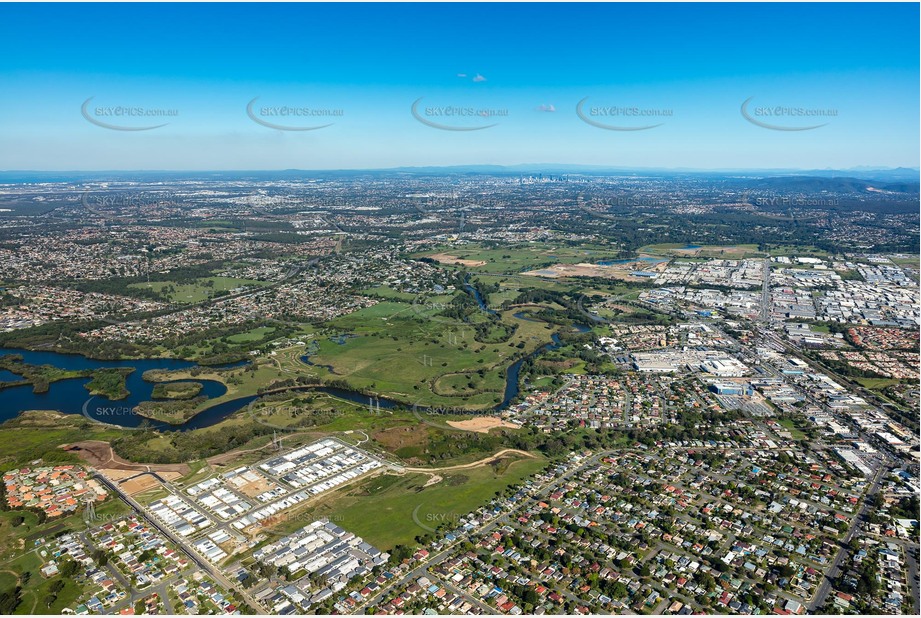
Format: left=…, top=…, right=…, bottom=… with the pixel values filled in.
left=0, top=2, right=917, bottom=170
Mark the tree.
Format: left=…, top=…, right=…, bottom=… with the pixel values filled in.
left=0, top=588, right=22, bottom=614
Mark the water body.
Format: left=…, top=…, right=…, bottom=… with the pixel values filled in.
left=0, top=348, right=247, bottom=431
left=498, top=319, right=590, bottom=409
left=0, top=369, right=24, bottom=382
left=464, top=282, right=497, bottom=315
left=500, top=332, right=562, bottom=409
left=512, top=311, right=542, bottom=323
left=299, top=354, right=337, bottom=374
left=0, top=310, right=592, bottom=428
left=315, top=386, right=401, bottom=410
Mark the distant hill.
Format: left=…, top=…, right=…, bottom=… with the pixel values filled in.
left=0, top=166, right=917, bottom=184
left=748, top=175, right=919, bottom=194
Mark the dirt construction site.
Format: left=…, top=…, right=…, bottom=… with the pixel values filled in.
left=61, top=440, right=186, bottom=493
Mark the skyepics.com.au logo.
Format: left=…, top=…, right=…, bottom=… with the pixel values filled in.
left=754, top=195, right=840, bottom=207
left=407, top=194, right=499, bottom=230
left=410, top=293, right=496, bottom=329
left=576, top=97, right=671, bottom=131
left=84, top=508, right=138, bottom=525
left=410, top=296, right=463, bottom=325
left=80, top=189, right=178, bottom=219
left=90, top=299, right=135, bottom=327
left=741, top=97, right=836, bottom=131
left=81, top=97, right=178, bottom=131
left=246, top=97, right=343, bottom=131
left=411, top=97, right=507, bottom=131
left=577, top=196, right=619, bottom=222
left=411, top=400, right=482, bottom=431
left=82, top=397, right=145, bottom=430
left=244, top=399, right=349, bottom=432
left=411, top=504, right=465, bottom=534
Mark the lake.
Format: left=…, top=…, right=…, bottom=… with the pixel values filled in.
left=0, top=348, right=247, bottom=431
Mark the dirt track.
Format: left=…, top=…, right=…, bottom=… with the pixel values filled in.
left=62, top=430, right=317, bottom=476
left=403, top=449, right=535, bottom=473
left=205, top=430, right=321, bottom=466
left=61, top=440, right=190, bottom=475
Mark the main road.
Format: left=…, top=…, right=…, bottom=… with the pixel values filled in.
left=807, top=457, right=892, bottom=612
left=92, top=473, right=269, bottom=613
left=760, top=257, right=771, bottom=323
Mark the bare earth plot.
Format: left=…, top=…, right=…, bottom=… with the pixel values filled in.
left=62, top=440, right=191, bottom=475
left=522, top=260, right=668, bottom=280
left=426, top=252, right=488, bottom=267
left=446, top=417, right=521, bottom=433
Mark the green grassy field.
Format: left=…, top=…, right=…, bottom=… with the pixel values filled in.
left=226, top=326, right=277, bottom=343
left=142, top=359, right=296, bottom=410
left=305, top=302, right=556, bottom=408
left=0, top=412, right=123, bottom=470
left=530, top=376, right=555, bottom=388
left=777, top=418, right=807, bottom=440
left=477, top=273, right=572, bottom=295
left=415, top=243, right=624, bottom=275
left=764, top=245, right=834, bottom=259
left=151, top=380, right=203, bottom=400
left=360, top=286, right=417, bottom=302
left=854, top=377, right=901, bottom=390
left=5, top=549, right=86, bottom=615
left=109, top=271, right=593, bottom=426
left=128, top=276, right=269, bottom=303
left=889, top=255, right=920, bottom=267
left=282, top=454, right=546, bottom=550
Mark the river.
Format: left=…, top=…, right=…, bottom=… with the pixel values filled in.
left=0, top=293, right=591, bottom=429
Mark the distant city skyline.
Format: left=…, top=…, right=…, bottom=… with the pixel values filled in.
left=0, top=2, right=918, bottom=170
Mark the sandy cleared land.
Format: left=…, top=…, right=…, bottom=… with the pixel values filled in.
left=230, top=476, right=280, bottom=498
left=118, top=474, right=163, bottom=496
left=62, top=440, right=191, bottom=475
left=427, top=252, right=487, bottom=267
left=522, top=260, right=667, bottom=280
left=447, top=417, right=521, bottom=433
left=97, top=468, right=141, bottom=481
left=422, top=474, right=444, bottom=487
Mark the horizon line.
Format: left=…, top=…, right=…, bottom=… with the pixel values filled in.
left=1, top=165, right=918, bottom=175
